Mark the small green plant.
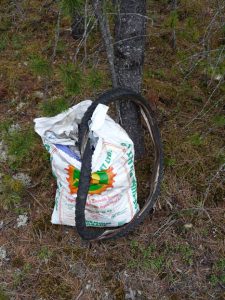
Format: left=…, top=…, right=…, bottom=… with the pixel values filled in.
left=213, top=115, right=225, bottom=127
left=180, top=17, right=200, bottom=42
left=210, top=273, right=225, bottom=287
left=164, top=157, right=176, bottom=167
left=29, top=55, right=52, bottom=77
left=5, top=128, right=36, bottom=169
left=189, top=133, right=203, bottom=146
left=60, top=0, right=84, bottom=16
left=165, top=10, right=178, bottom=29
left=0, top=119, right=12, bottom=138
left=40, top=97, right=69, bottom=117
left=56, top=41, right=66, bottom=55
left=144, top=69, right=154, bottom=79
left=87, top=69, right=104, bottom=90
left=37, top=274, right=72, bottom=299
left=0, top=286, right=9, bottom=300
left=38, top=246, right=53, bottom=261
left=59, top=63, right=82, bottom=94
left=128, top=242, right=164, bottom=271
left=177, top=244, right=193, bottom=265
left=0, top=34, right=8, bottom=52
left=216, top=258, right=225, bottom=270
left=130, top=239, right=139, bottom=252
left=13, top=263, right=32, bottom=288
left=0, top=175, right=25, bottom=210
left=11, top=35, right=24, bottom=50
left=209, top=258, right=225, bottom=286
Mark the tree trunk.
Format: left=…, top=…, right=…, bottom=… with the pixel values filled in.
left=91, top=0, right=147, bottom=158
left=114, top=0, right=147, bottom=158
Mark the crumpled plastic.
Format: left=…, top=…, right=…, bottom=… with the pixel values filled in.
left=34, top=100, right=139, bottom=227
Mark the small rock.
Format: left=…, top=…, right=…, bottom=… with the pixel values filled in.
left=0, top=246, right=7, bottom=261
left=0, top=141, right=8, bottom=162
left=0, top=221, right=3, bottom=229
left=199, top=244, right=204, bottom=250
left=124, top=270, right=129, bottom=277
left=8, top=123, right=21, bottom=133
left=69, top=262, right=86, bottom=279
left=85, top=280, right=91, bottom=290
left=34, top=91, right=44, bottom=99
left=16, top=102, right=26, bottom=111
left=16, top=214, right=28, bottom=228
left=125, top=288, right=136, bottom=300
left=184, top=223, right=193, bottom=229
left=13, top=173, right=32, bottom=187
left=214, top=74, right=222, bottom=81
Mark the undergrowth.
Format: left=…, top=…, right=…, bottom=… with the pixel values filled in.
left=40, top=97, right=69, bottom=116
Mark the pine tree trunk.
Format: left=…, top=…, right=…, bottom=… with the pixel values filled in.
left=114, top=0, right=147, bottom=158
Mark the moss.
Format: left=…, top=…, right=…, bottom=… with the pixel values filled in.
left=32, top=213, right=51, bottom=234
left=11, top=256, right=25, bottom=268
left=0, top=289, right=9, bottom=300
left=12, top=263, right=32, bottom=288
left=0, top=175, right=25, bottom=210
left=128, top=243, right=165, bottom=272
left=113, top=281, right=125, bottom=300
left=38, top=246, right=53, bottom=261
left=37, top=275, right=72, bottom=300
left=62, top=246, right=83, bottom=259
left=144, top=79, right=178, bottom=102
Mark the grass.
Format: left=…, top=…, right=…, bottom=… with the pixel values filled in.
left=29, top=55, right=52, bottom=77
left=87, top=68, right=104, bottom=90
left=59, top=63, right=82, bottom=95
left=12, top=263, right=32, bottom=288
left=210, top=258, right=225, bottom=287
left=128, top=242, right=165, bottom=272
left=38, top=246, right=53, bottom=261
left=40, top=97, right=69, bottom=116
left=0, top=287, right=9, bottom=300
left=60, top=0, right=84, bottom=16
left=0, top=33, right=8, bottom=52
left=4, top=128, right=36, bottom=169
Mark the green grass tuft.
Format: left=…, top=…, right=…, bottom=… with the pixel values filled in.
left=60, top=0, right=84, bottom=16
left=29, top=55, right=52, bottom=77
left=87, top=68, right=104, bottom=90
left=5, top=128, right=36, bottom=169
left=40, top=97, right=69, bottom=117
left=189, top=133, right=203, bottom=146
left=213, top=115, right=225, bottom=127
left=0, top=33, right=8, bottom=52
left=59, top=63, right=82, bottom=95
left=0, top=286, right=9, bottom=300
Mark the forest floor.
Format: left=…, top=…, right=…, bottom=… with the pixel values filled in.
left=0, top=0, right=224, bottom=299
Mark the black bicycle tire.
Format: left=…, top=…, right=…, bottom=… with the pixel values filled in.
left=75, top=88, right=163, bottom=241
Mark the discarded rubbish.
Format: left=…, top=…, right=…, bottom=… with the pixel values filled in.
left=34, top=88, right=163, bottom=240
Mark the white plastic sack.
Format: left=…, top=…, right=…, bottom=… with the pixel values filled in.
left=34, top=100, right=139, bottom=227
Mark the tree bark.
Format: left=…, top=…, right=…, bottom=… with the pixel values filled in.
left=91, top=0, right=147, bottom=158
left=114, top=0, right=147, bottom=158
